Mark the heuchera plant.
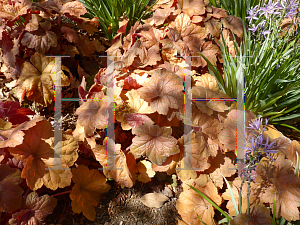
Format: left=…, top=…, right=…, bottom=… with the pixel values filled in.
left=0, top=0, right=108, bottom=108
left=1, top=0, right=300, bottom=224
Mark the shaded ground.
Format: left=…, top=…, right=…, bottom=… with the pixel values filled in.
left=44, top=180, right=183, bottom=225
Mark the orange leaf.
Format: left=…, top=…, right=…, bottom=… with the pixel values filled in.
left=253, top=155, right=300, bottom=221
left=16, top=52, right=71, bottom=106
left=130, top=123, right=180, bottom=165
left=8, top=118, right=54, bottom=190
left=176, top=0, right=207, bottom=17
left=0, top=0, right=32, bottom=21
left=176, top=182, right=221, bottom=225
left=75, top=91, right=107, bottom=137
left=137, top=71, right=183, bottom=115
left=70, top=165, right=110, bottom=221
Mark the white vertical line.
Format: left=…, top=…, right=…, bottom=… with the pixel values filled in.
left=46, top=55, right=70, bottom=171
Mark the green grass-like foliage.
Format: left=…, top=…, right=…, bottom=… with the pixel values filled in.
left=208, top=0, right=266, bottom=24
left=78, top=0, right=157, bottom=41
left=200, top=18, right=300, bottom=130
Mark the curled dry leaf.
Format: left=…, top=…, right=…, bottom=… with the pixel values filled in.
left=137, top=160, right=156, bottom=183
left=75, top=91, right=107, bottom=137
left=137, top=71, right=184, bottom=115
left=0, top=164, right=23, bottom=213
left=130, top=123, right=180, bottom=165
left=221, top=16, right=244, bottom=39
left=8, top=192, right=57, bottom=225
left=139, top=193, right=169, bottom=208
left=176, top=182, right=222, bottom=225
left=16, top=52, right=71, bottom=106
left=70, top=164, right=110, bottom=221
left=204, top=19, right=222, bottom=38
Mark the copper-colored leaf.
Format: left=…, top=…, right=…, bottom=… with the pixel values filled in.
left=140, top=27, right=162, bottom=49
left=16, top=52, right=70, bottom=106
left=185, top=36, right=220, bottom=67
left=0, top=164, right=23, bottom=213
left=21, top=20, right=57, bottom=53
left=75, top=91, right=107, bottom=137
left=41, top=0, right=87, bottom=17
left=0, top=0, right=32, bottom=21
left=176, top=0, right=207, bottom=17
left=192, top=86, right=228, bottom=115
left=231, top=205, right=273, bottom=225
left=70, top=165, right=110, bottom=221
left=8, top=118, right=54, bottom=190
left=253, top=155, right=300, bottom=221
left=93, top=141, right=136, bottom=188
left=176, top=182, right=222, bottom=225
left=178, top=131, right=211, bottom=171
left=193, top=73, right=219, bottom=92
left=221, top=16, right=244, bottom=39
left=209, top=157, right=236, bottom=188
left=207, top=6, right=227, bottom=19
left=169, top=13, right=206, bottom=39
left=218, top=110, right=256, bottom=151
left=146, top=7, right=175, bottom=26
left=137, top=71, right=183, bottom=115
left=130, top=123, right=180, bottom=165
left=9, top=192, right=57, bottom=225
left=61, top=26, right=79, bottom=43
left=135, top=43, right=161, bottom=68
left=0, top=116, right=47, bottom=149
left=222, top=177, right=258, bottom=217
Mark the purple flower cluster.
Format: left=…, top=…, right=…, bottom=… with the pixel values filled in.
left=243, top=118, right=277, bottom=178
left=246, top=0, right=299, bottom=36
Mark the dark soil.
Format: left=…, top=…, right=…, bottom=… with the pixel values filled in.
left=44, top=180, right=183, bottom=225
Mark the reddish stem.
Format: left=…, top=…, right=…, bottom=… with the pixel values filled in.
left=51, top=190, right=71, bottom=198
left=23, top=187, right=30, bottom=198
